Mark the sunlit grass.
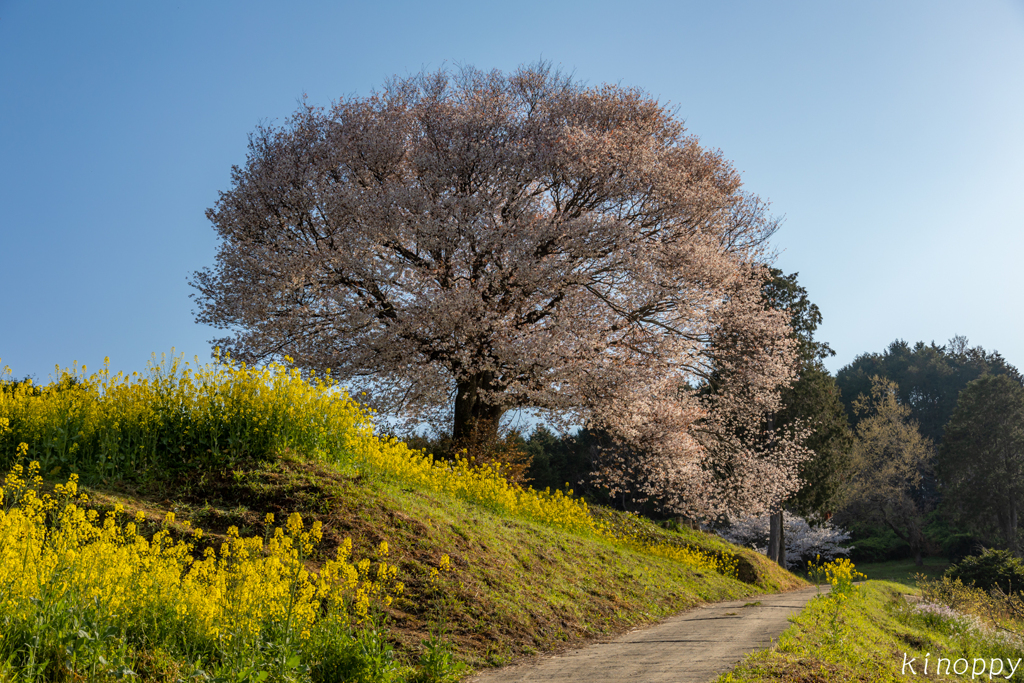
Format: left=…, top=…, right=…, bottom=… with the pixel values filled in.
left=719, top=564, right=1024, bottom=683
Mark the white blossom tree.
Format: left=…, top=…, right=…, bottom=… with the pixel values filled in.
left=719, top=511, right=852, bottom=569
left=192, top=63, right=807, bottom=519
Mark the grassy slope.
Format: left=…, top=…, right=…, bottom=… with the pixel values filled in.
left=717, top=579, right=1015, bottom=683
left=80, top=452, right=804, bottom=671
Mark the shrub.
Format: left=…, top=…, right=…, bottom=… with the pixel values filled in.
left=945, top=548, right=1024, bottom=595
left=915, top=575, right=1024, bottom=655
left=848, top=532, right=911, bottom=563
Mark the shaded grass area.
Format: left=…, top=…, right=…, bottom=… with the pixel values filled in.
left=717, top=579, right=1024, bottom=683
left=80, top=452, right=803, bottom=671
left=857, top=558, right=950, bottom=588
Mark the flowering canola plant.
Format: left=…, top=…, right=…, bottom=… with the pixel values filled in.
left=643, top=543, right=739, bottom=577
left=805, top=556, right=866, bottom=635
left=0, top=353, right=736, bottom=579
left=0, top=352, right=369, bottom=478
left=0, top=457, right=401, bottom=679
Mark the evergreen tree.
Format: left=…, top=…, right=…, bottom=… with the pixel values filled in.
left=836, top=336, right=1022, bottom=444
left=939, top=374, right=1024, bottom=554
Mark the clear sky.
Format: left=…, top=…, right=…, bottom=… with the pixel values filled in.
left=2, top=0, right=1023, bottom=384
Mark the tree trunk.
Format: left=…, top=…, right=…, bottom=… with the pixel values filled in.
left=881, top=515, right=925, bottom=566
left=452, top=372, right=505, bottom=446
left=778, top=513, right=786, bottom=568
left=1007, top=495, right=1019, bottom=556
left=910, top=523, right=925, bottom=567
left=768, top=510, right=785, bottom=567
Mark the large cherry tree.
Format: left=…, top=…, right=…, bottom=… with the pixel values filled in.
left=192, top=63, right=806, bottom=519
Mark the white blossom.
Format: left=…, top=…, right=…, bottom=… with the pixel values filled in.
left=719, top=511, right=852, bottom=568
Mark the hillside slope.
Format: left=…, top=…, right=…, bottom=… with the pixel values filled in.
left=1, top=358, right=805, bottom=679
left=85, top=452, right=805, bottom=670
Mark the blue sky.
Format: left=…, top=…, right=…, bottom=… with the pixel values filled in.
left=2, top=0, right=1023, bottom=384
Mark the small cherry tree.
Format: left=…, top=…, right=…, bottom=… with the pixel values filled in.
left=719, top=511, right=852, bottom=569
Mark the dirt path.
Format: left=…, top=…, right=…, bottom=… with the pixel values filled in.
left=467, top=586, right=823, bottom=683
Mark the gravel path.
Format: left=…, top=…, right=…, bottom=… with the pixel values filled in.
left=467, top=586, right=823, bottom=683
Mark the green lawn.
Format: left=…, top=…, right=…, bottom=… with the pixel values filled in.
left=717, top=579, right=1019, bottom=683
left=855, top=557, right=949, bottom=587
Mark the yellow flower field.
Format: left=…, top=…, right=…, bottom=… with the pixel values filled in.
left=0, top=354, right=732, bottom=577
left=0, top=456, right=404, bottom=680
